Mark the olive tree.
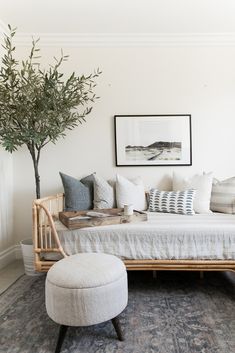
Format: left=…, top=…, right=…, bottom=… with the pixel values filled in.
left=0, top=26, right=101, bottom=198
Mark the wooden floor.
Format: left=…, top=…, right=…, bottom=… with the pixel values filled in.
left=0, top=260, right=24, bottom=294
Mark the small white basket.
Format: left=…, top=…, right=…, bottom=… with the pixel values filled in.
left=20, top=239, right=42, bottom=276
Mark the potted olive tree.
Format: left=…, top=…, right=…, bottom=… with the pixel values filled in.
left=0, top=26, right=101, bottom=274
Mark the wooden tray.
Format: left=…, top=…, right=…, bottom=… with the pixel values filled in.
left=59, top=208, right=147, bottom=230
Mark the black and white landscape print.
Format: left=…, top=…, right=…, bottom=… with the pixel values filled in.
left=115, top=115, right=192, bottom=166
left=125, top=141, right=182, bottom=161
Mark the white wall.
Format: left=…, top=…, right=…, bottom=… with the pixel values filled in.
left=0, top=24, right=14, bottom=259
left=12, top=44, right=235, bottom=244
left=0, top=149, right=13, bottom=252
left=2, top=0, right=235, bottom=33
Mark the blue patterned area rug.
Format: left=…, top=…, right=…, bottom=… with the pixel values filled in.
left=0, top=271, right=234, bottom=353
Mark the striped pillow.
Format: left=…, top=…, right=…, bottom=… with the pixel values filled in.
left=210, top=177, right=235, bottom=214
left=149, top=189, right=196, bottom=215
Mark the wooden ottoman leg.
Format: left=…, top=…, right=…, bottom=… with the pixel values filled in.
left=55, top=325, right=68, bottom=353
left=111, top=316, right=124, bottom=341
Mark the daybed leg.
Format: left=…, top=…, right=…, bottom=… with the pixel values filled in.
left=200, top=271, right=204, bottom=280
left=111, top=316, right=124, bottom=341
left=152, top=270, right=157, bottom=279
left=55, top=325, right=68, bottom=353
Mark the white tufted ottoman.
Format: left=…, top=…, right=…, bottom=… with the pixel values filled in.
left=45, top=253, right=128, bottom=353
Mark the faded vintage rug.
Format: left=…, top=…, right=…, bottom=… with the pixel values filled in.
left=0, top=271, right=234, bottom=353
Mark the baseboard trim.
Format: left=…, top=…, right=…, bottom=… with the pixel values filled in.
left=0, top=245, right=22, bottom=270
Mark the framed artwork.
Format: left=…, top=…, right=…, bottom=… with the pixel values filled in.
left=114, top=115, right=192, bottom=166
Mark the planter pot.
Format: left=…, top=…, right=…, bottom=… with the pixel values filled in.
left=20, top=238, right=43, bottom=276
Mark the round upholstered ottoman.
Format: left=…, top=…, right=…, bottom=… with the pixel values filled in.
left=45, top=253, right=128, bottom=353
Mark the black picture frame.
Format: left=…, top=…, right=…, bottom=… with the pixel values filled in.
left=114, top=114, right=192, bottom=166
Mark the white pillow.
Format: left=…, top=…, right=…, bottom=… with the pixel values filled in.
left=116, top=174, right=147, bottom=211
left=173, top=172, right=213, bottom=214
left=93, top=175, right=116, bottom=209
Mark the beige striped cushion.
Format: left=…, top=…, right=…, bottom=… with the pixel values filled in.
left=93, top=175, right=116, bottom=209
left=210, top=177, right=235, bottom=213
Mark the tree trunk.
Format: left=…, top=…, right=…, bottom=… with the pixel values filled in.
left=32, top=158, right=40, bottom=199
left=28, top=144, right=41, bottom=199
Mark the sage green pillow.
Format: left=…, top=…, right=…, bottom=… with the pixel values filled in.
left=59, top=172, right=95, bottom=211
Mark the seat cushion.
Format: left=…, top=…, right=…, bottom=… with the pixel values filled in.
left=46, top=253, right=126, bottom=289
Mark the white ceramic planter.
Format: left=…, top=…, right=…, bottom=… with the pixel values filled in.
left=20, top=238, right=42, bottom=276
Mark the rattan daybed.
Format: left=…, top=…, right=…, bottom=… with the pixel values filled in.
left=33, top=193, right=235, bottom=273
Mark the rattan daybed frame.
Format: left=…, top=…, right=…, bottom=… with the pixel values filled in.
left=33, top=194, right=235, bottom=273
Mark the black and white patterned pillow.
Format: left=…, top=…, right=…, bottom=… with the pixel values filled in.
left=149, top=189, right=196, bottom=215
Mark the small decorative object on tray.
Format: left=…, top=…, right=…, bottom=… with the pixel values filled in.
left=123, top=204, right=134, bottom=216
left=59, top=208, right=147, bottom=230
